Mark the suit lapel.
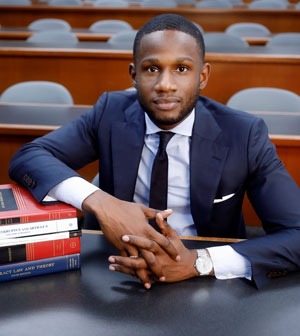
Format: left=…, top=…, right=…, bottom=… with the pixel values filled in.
left=111, top=101, right=145, bottom=201
left=190, top=101, right=229, bottom=235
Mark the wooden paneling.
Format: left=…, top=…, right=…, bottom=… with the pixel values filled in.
left=0, top=104, right=98, bottom=186
left=0, top=47, right=298, bottom=105
left=0, top=48, right=133, bottom=105
left=243, top=136, right=300, bottom=226
left=0, top=131, right=99, bottom=185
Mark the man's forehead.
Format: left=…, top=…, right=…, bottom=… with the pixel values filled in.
left=138, top=30, right=199, bottom=54
left=136, top=30, right=201, bottom=60
left=140, top=29, right=196, bottom=43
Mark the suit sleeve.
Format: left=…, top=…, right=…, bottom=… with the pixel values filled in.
left=231, top=118, right=300, bottom=288
left=9, top=93, right=108, bottom=202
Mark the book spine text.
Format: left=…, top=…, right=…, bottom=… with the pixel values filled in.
left=0, top=253, right=80, bottom=282
left=0, top=217, right=78, bottom=239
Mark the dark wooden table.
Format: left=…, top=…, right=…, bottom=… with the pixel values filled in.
left=0, top=231, right=300, bottom=336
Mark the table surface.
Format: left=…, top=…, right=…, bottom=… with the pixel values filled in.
left=0, top=103, right=90, bottom=128
left=0, top=231, right=300, bottom=336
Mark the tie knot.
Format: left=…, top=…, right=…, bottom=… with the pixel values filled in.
left=158, top=131, right=174, bottom=151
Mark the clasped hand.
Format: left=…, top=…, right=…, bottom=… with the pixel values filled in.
left=108, top=213, right=198, bottom=289
left=83, top=190, right=197, bottom=288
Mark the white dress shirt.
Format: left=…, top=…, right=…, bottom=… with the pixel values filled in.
left=47, top=110, right=252, bottom=281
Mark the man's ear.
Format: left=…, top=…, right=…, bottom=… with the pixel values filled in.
left=129, top=63, right=137, bottom=87
left=199, top=62, right=211, bottom=90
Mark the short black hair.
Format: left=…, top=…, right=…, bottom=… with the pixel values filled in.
left=133, top=14, right=205, bottom=61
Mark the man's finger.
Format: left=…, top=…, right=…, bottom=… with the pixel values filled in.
left=155, top=212, right=176, bottom=237
left=109, top=263, right=136, bottom=277
left=136, top=268, right=152, bottom=289
left=123, top=233, right=180, bottom=262
left=122, top=234, right=158, bottom=251
left=147, top=230, right=181, bottom=262
left=108, top=254, right=149, bottom=270
left=108, top=255, right=152, bottom=289
left=143, top=206, right=173, bottom=220
left=140, top=249, right=165, bottom=282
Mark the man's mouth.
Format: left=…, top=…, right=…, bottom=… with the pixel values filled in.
left=153, top=97, right=180, bottom=111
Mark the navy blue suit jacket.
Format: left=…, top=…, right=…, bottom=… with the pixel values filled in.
left=9, top=91, right=300, bottom=287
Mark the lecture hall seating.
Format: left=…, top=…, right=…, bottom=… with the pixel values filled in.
left=0, top=4, right=299, bottom=33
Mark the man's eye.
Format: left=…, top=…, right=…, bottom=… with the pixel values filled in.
left=178, top=66, right=188, bottom=72
left=147, top=66, right=158, bottom=73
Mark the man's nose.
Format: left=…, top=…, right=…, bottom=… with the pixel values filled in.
left=154, top=70, right=177, bottom=92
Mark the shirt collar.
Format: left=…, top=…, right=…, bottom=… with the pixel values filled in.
left=145, top=109, right=195, bottom=137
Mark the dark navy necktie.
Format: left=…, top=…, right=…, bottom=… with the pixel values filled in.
left=149, top=131, right=175, bottom=213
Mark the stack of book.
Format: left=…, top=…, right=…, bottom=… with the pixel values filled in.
left=0, top=183, right=81, bottom=282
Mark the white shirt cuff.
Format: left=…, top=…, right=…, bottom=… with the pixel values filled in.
left=207, top=245, right=252, bottom=280
left=44, top=176, right=99, bottom=210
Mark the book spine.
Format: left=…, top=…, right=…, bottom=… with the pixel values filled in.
left=0, top=236, right=81, bottom=265
left=0, top=253, right=80, bottom=282
left=0, top=210, right=77, bottom=224
left=0, top=230, right=81, bottom=247
left=0, top=217, right=78, bottom=239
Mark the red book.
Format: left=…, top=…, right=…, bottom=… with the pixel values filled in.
left=0, top=184, right=77, bottom=224
left=0, top=236, right=81, bottom=264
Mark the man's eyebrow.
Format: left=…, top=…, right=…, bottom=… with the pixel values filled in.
left=141, top=57, right=194, bottom=64
left=176, top=57, right=194, bottom=62
left=141, top=57, right=159, bottom=64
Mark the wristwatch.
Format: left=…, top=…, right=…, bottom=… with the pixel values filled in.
left=194, top=249, right=213, bottom=276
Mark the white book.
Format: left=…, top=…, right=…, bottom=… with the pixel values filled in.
left=0, top=217, right=78, bottom=240
left=0, top=230, right=80, bottom=247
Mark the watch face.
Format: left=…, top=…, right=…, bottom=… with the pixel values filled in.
left=195, top=254, right=213, bottom=276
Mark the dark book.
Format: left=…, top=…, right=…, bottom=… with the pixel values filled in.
left=0, top=253, right=80, bottom=282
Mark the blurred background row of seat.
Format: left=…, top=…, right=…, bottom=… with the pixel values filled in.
left=25, top=18, right=135, bottom=32
left=227, top=87, right=300, bottom=112
left=21, top=21, right=300, bottom=50
left=204, top=31, right=300, bottom=49
left=0, top=81, right=74, bottom=104
left=1, top=81, right=299, bottom=114
left=1, top=0, right=300, bottom=8
left=24, top=29, right=139, bottom=47
left=25, top=18, right=137, bottom=45
left=20, top=31, right=300, bottom=51
left=2, top=17, right=299, bottom=49
left=4, top=17, right=299, bottom=42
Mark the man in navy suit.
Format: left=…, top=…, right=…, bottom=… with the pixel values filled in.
left=9, top=14, right=300, bottom=289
